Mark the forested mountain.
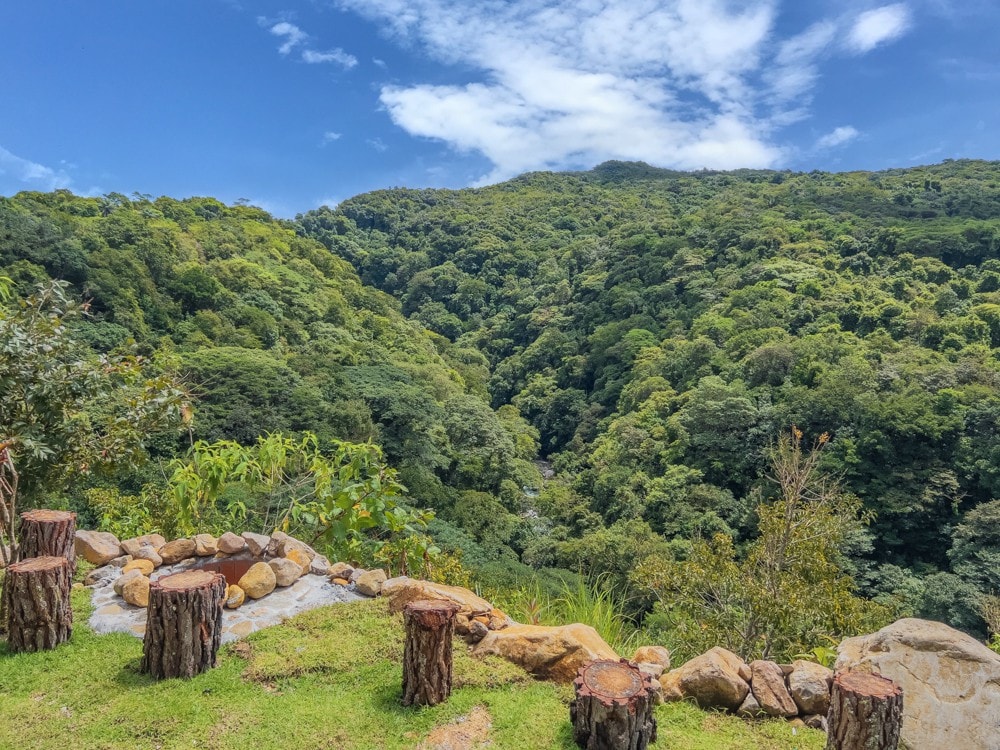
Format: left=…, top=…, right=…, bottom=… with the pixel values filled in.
left=298, top=159, right=1000, bottom=633
left=3, top=160, right=1000, bottom=646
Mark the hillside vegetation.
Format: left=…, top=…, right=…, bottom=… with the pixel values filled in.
left=3, top=160, right=1000, bottom=660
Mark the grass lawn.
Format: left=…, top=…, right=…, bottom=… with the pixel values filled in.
left=0, top=584, right=825, bottom=750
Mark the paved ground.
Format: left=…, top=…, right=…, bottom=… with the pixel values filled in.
left=87, top=560, right=365, bottom=643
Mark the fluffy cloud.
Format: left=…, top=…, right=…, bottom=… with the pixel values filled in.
left=335, top=0, right=913, bottom=182
left=0, top=145, right=71, bottom=191
left=816, top=126, right=861, bottom=149
left=302, top=48, right=357, bottom=67
left=847, top=4, right=912, bottom=53
left=268, top=21, right=307, bottom=55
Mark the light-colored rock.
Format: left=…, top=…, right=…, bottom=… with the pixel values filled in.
left=284, top=547, right=311, bottom=573
left=737, top=691, right=766, bottom=718
left=193, top=533, right=218, bottom=556
left=329, top=561, right=354, bottom=580
left=356, top=568, right=387, bottom=597
left=788, top=660, right=833, bottom=716
left=309, top=555, right=331, bottom=576
left=241, top=532, right=270, bottom=556
left=271, top=531, right=316, bottom=561
left=122, top=559, right=154, bottom=576
left=749, top=660, right=798, bottom=718
left=238, top=561, right=276, bottom=599
left=113, top=569, right=143, bottom=596
left=381, top=576, right=493, bottom=620
left=803, top=714, right=828, bottom=731
left=638, top=661, right=665, bottom=680
left=120, top=534, right=165, bottom=556
left=836, top=618, right=1000, bottom=750
left=132, top=546, right=162, bottom=567
left=121, top=574, right=150, bottom=607
left=467, top=619, right=489, bottom=643
left=633, top=645, right=671, bottom=672
left=472, top=623, right=618, bottom=682
left=217, top=532, right=246, bottom=554
left=269, top=557, right=303, bottom=587
left=658, top=647, right=750, bottom=711
left=488, top=609, right=513, bottom=631
left=109, top=554, right=133, bottom=567
left=85, top=565, right=114, bottom=586
left=74, top=530, right=122, bottom=565
left=158, top=538, right=196, bottom=564
left=349, top=567, right=365, bottom=584
left=225, top=584, right=246, bottom=609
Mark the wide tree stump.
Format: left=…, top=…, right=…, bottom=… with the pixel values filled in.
left=571, top=659, right=658, bottom=750
left=141, top=569, right=225, bottom=679
left=1, top=555, right=72, bottom=652
left=826, top=671, right=903, bottom=750
left=402, top=600, right=460, bottom=706
left=18, top=509, right=77, bottom=573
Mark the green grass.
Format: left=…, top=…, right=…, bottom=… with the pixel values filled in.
left=0, top=586, right=825, bottom=750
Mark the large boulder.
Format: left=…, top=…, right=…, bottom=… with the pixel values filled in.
left=121, top=574, right=150, bottom=607
left=120, top=534, right=166, bottom=557
left=158, top=538, right=196, bottom=564
left=788, top=659, right=833, bottom=716
left=241, top=532, right=270, bottom=556
left=355, top=568, right=387, bottom=597
left=193, top=534, right=218, bottom=556
left=269, top=531, right=316, bottom=561
left=268, top=557, right=303, bottom=587
left=749, top=660, right=798, bottom=717
left=836, top=618, right=1000, bottom=750
left=381, top=576, right=494, bottom=634
left=217, top=532, right=246, bottom=555
left=238, top=561, right=277, bottom=599
left=632, top=645, right=671, bottom=672
left=659, top=647, right=751, bottom=711
left=75, top=530, right=122, bottom=565
left=473, top=623, right=618, bottom=682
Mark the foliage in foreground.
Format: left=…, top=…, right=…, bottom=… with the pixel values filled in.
left=0, top=585, right=823, bottom=750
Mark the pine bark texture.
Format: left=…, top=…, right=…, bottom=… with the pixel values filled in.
left=571, top=659, right=658, bottom=750
left=1, top=555, right=72, bottom=652
left=825, top=671, right=903, bottom=750
left=141, top=569, right=226, bottom=679
left=17, top=509, right=77, bottom=573
left=402, top=600, right=460, bottom=706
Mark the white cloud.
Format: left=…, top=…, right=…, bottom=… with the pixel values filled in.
left=0, top=145, right=72, bottom=191
left=302, top=48, right=358, bottom=68
left=816, top=125, right=860, bottom=149
left=846, top=4, right=912, bottom=53
left=267, top=21, right=307, bottom=55
left=322, top=131, right=342, bottom=144
left=333, top=0, right=915, bottom=182
left=366, top=137, right=388, bottom=152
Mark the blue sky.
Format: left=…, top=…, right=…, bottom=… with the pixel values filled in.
left=0, top=0, right=997, bottom=216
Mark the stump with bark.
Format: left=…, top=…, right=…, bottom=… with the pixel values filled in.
left=17, top=509, right=77, bottom=573
left=1, top=555, right=72, bottom=652
left=826, top=671, right=903, bottom=750
left=401, top=600, right=460, bottom=707
left=141, top=569, right=226, bottom=679
left=570, top=659, right=658, bottom=750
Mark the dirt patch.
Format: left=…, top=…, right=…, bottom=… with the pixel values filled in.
left=419, top=705, right=493, bottom=750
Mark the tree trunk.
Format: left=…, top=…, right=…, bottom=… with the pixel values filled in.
left=402, top=600, right=460, bottom=706
left=571, top=659, right=658, bottom=750
left=141, top=569, right=226, bottom=679
left=826, top=671, right=903, bottom=750
left=1, top=555, right=72, bottom=652
left=17, top=509, right=77, bottom=574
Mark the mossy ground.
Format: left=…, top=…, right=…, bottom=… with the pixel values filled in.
left=0, top=583, right=824, bottom=749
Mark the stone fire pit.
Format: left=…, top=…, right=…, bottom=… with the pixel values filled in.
left=77, top=530, right=365, bottom=643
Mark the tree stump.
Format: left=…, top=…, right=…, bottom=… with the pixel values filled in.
left=402, top=600, right=460, bottom=706
left=141, top=569, right=225, bottom=679
left=570, top=659, right=658, bottom=750
left=1, top=555, right=72, bottom=652
left=17, top=509, right=77, bottom=573
left=826, top=671, right=903, bottom=750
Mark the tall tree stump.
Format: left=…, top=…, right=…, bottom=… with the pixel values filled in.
left=141, top=569, right=225, bottom=679
left=402, top=600, right=460, bottom=706
left=826, top=671, right=903, bottom=750
left=1, top=555, right=72, bottom=652
left=571, top=659, right=658, bottom=750
left=18, top=509, right=77, bottom=573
